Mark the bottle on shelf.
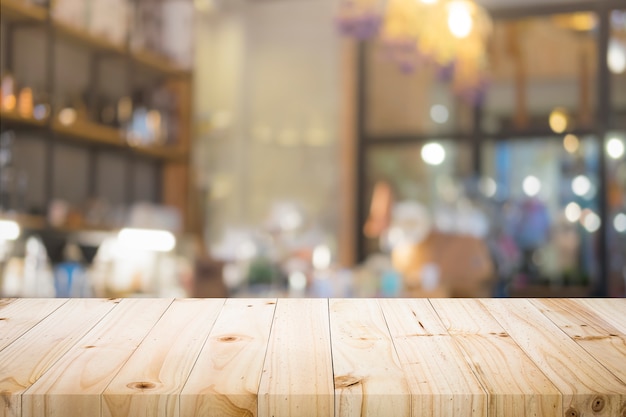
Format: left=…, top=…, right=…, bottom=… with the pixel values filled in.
left=1, top=73, right=17, bottom=112
left=18, top=87, right=34, bottom=118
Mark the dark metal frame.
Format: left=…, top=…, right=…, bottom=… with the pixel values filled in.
left=355, top=1, right=625, bottom=297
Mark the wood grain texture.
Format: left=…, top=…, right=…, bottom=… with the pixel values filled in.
left=103, top=299, right=225, bottom=417
left=3, top=298, right=625, bottom=417
left=258, top=299, right=334, bottom=417
left=431, top=298, right=562, bottom=417
left=379, top=298, right=487, bottom=417
left=531, top=299, right=626, bottom=383
left=180, top=298, right=276, bottom=417
left=329, top=299, right=410, bottom=417
left=0, top=299, right=68, bottom=351
left=22, top=298, right=174, bottom=417
left=575, top=298, right=626, bottom=334
left=0, top=299, right=118, bottom=417
left=482, top=298, right=626, bottom=417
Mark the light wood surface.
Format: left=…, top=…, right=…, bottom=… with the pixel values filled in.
left=1, top=298, right=624, bottom=417
left=180, top=298, right=275, bottom=417
left=102, top=299, right=225, bottom=417
left=379, top=299, right=487, bottom=417
left=482, top=298, right=626, bottom=417
left=330, top=299, right=410, bottom=417
left=258, top=299, right=334, bottom=417
left=0, top=299, right=118, bottom=417
left=0, top=298, right=67, bottom=351
left=431, top=299, right=562, bottom=417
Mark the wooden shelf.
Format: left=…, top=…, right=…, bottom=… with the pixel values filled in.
left=53, top=119, right=125, bottom=147
left=53, top=20, right=126, bottom=56
left=131, top=144, right=188, bottom=161
left=131, top=49, right=190, bottom=76
left=0, top=0, right=47, bottom=22
left=0, top=212, right=118, bottom=234
left=2, top=109, right=186, bottom=161
left=0, top=212, right=47, bottom=230
left=0, top=108, right=48, bottom=127
left=52, top=20, right=189, bottom=76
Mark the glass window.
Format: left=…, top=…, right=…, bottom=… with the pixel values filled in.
left=365, top=41, right=475, bottom=137
left=610, top=10, right=626, bottom=129
left=606, top=131, right=626, bottom=297
left=363, top=140, right=473, bottom=255
left=481, top=136, right=600, bottom=297
left=483, top=13, right=598, bottom=134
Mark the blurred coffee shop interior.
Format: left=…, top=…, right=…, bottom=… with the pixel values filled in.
left=0, top=0, right=624, bottom=299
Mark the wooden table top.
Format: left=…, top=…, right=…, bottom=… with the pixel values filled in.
left=1, top=298, right=625, bottom=417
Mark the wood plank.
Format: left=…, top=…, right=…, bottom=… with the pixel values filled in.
left=531, top=299, right=626, bottom=383
left=0, top=298, right=119, bottom=417
left=0, top=299, right=68, bottom=351
left=22, top=298, right=174, bottom=417
left=430, top=298, right=562, bottom=417
left=258, top=299, right=334, bottom=417
left=53, top=19, right=127, bottom=55
left=379, top=299, right=487, bottom=417
left=132, top=49, right=189, bottom=76
left=0, top=0, right=47, bottom=22
left=574, top=298, right=626, bottom=334
left=180, top=298, right=276, bottom=417
left=102, top=298, right=224, bottom=417
left=53, top=119, right=125, bottom=148
left=482, top=299, right=626, bottom=417
left=329, top=299, right=409, bottom=417
left=0, top=109, right=48, bottom=127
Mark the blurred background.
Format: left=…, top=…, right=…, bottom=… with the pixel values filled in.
left=0, top=0, right=624, bottom=299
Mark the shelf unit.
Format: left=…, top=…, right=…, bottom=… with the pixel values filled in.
left=0, top=0, right=189, bottom=75
left=0, top=0, right=195, bottom=234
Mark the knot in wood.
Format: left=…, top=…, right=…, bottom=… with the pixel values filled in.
left=127, top=381, right=156, bottom=390
left=218, top=336, right=239, bottom=342
left=565, top=408, right=579, bottom=417
left=334, top=375, right=361, bottom=388
left=591, top=396, right=605, bottom=412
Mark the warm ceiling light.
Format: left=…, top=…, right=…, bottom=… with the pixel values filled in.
left=606, top=137, right=625, bottom=159
left=448, top=1, right=474, bottom=39
left=563, top=134, right=579, bottom=154
left=421, top=142, right=446, bottom=166
left=336, top=0, right=492, bottom=101
left=549, top=108, right=569, bottom=134
left=58, top=108, right=77, bottom=126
